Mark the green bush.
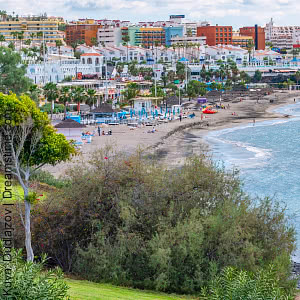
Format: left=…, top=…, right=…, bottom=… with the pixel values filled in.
left=40, top=103, right=68, bottom=114
left=15, top=147, right=296, bottom=295
left=0, top=242, right=69, bottom=299
left=200, top=265, right=295, bottom=299
left=30, top=169, right=71, bottom=189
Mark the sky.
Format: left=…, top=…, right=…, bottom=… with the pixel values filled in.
left=1, top=0, right=300, bottom=29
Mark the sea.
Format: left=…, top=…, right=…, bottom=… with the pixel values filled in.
left=203, top=101, right=300, bottom=262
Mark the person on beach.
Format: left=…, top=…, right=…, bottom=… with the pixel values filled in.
left=253, top=118, right=255, bottom=126
left=97, top=126, right=101, bottom=136
left=179, top=114, right=182, bottom=122
left=294, top=98, right=296, bottom=102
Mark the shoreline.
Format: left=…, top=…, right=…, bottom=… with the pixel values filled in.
left=44, top=90, right=300, bottom=177
left=153, top=90, right=300, bottom=166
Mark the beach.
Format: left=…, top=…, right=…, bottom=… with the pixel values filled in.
left=44, top=89, right=300, bottom=177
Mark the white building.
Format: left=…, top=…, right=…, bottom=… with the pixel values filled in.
left=97, top=27, right=122, bottom=47
left=265, top=18, right=300, bottom=49
left=205, top=45, right=249, bottom=64
left=26, top=53, right=104, bottom=84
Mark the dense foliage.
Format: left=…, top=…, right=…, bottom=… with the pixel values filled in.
left=12, top=147, right=296, bottom=295
left=200, top=265, right=295, bottom=299
left=0, top=242, right=69, bottom=299
left=0, top=93, right=76, bottom=166
left=0, top=46, right=32, bottom=94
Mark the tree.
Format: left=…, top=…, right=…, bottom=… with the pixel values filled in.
left=122, top=82, right=139, bottom=103
left=0, top=93, right=76, bottom=261
left=239, top=71, right=251, bottom=84
left=85, top=88, right=97, bottom=110
left=26, top=84, right=42, bottom=105
left=0, top=46, right=32, bottom=94
left=24, top=39, right=31, bottom=46
left=294, top=70, right=300, bottom=85
left=123, top=35, right=130, bottom=62
left=17, top=31, right=25, bottom=49
left=253, top=70, right=262, bottom=83
left=90, top=37, right=98, bottom=47
left=0, top=34, right=5, bottom=46
left=70, top=40, right=84, bottom=54
left=176, top=61, right=185, bottom=81
left=246, top=40, right=255, bottom=62
left=58, top=86, right=70, bottom=118
left=43, top=82, right=58, bottom=120
left=72, top=86, right=85, bottom=113
left=55, top=39, right=63, bottom=65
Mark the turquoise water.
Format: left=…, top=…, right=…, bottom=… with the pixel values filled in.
left=204, top=101, right=300, bottom=262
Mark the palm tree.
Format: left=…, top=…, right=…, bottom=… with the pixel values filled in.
left=295, top=70, right=300, bottom=86
left=58, top=86, right=70, bottom=119
left=10, top=31, right=18, bottom=47
left=86, top=89, right=97, bottom=110
left=43, top=82, right=58, bottom=120
left=17, top=31, right=25, bottom=49
left=26, top=84, right=42, bottom=105
left=123, top=35, right=130, bottom=62
left=0, top=10, right=7, bottom=21
left=0, top=34, right=5, bottom=46
left=246, top=40, right=255, bottom=63
left=24, top=39, right=31, bottom=46
left=72, top=86, right=85, bottom=113
left=55, top=39, right=63, bottom=65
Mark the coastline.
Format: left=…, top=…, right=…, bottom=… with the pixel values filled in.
left=44, top=90, right=300, bottom=177
left=154, top=90, right=300, bottom=166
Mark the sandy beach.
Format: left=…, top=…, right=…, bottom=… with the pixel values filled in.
left=44, top=90, right=300, bottom=177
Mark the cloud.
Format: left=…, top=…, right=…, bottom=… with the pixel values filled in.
left=0, top=0, right=300, bottom=27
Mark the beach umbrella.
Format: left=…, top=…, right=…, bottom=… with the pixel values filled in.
left=164, top=111, right=167, bottom=118
left=177, top=108, right=180, bottom=114
left=130, top=109, right=133, bottom=118
left=168, top=109, right=171, bottom=116
left=160, top=107, right=162, bottom=114
left=145, top=111, right=148, bottom=119
left=173, top=109, right=175, bottom=115
left=155, top=110, right=158, bottom=117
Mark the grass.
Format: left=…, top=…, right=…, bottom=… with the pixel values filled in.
left=0, top=174, right=47, bottom=203
left=66, top=279, right=198, bottom=300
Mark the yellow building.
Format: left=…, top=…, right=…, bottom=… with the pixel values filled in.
left=0, top=20, right=62, bottom=43
left=232, top=34, right=253, bottom=48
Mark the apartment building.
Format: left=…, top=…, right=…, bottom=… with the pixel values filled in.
left=239, top=25, right=265, bottom=50
left=197, top=25, right=233, bottom=46
left=0, top=20, right=62, bottom=43
left=66, top=24, right=100, bottom=46
left=135, top=28, right=165, bottom=48
left=97, top=27, right=122, bottom=46
left=265, top=18, right=300, bottom=49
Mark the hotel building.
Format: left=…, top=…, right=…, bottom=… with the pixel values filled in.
left=0, top=20, right=62, bottom=43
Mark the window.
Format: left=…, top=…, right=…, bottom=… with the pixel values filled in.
left=220, top=28, right=223, bottom=32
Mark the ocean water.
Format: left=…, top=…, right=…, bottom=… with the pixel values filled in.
left=204, top=101, right=300, bottom=262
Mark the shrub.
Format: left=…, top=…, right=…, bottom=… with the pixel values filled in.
left=0, top=242, right=69, bottom=299
left=200, top=265, right=295, bottom=299
left=30, top=169, right=71, bottom=189
left=14, top=147, right=296, bottom=294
